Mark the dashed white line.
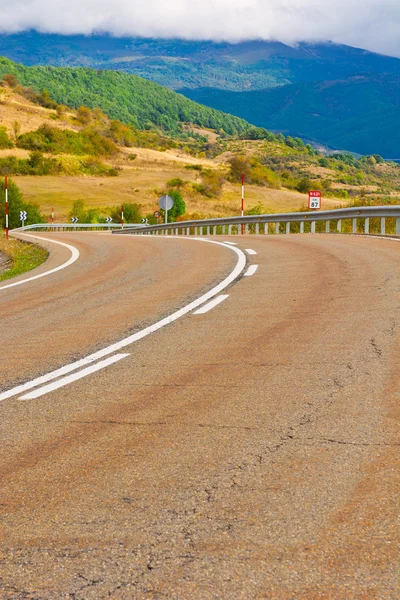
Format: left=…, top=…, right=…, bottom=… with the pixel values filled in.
left=223, top=241, right=238, bottom=245
left=20, top=354, right=130, bottom=400
left=0, top=234, right=80, bottom=290
left=245, top=248, right=257, bottom=255
left=193, top=295, right=229, bottom=314
left=244, top=265, right=258, bottom=277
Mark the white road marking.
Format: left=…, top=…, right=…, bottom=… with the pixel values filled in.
left=245, top=248, right=257, bottom=255
left=223, top=241, right=238, bottom=245
left=0, top=239, right=246, bottom=402
left=244, top=265, right=258, bottom=277
left=20, top=354, right=130, bottom=400
left=193, top=295, right=229, bottom=314
left=0, top=234, right=80, bottom=290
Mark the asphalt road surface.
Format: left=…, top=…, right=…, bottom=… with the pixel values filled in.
left=0, top=232, right=398, bottom=599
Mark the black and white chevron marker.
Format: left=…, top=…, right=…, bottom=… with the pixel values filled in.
left=20, top=211, right=27, bottom=227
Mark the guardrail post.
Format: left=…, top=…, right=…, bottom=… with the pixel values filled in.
left=337, top=220, right=342, bottom=233
left=300, top=221, right=304, bottom=234
left=213, top=226, right=216, bottom=235
left=364, top=218, right=369, bottom=234
left=380, top=218, right=386, bottom=235
left=256, top=223, right=259, bottom=235
left=275, top=222, right=279, bottom=235
left=352, top=218, right=357, bottom=234
left=311, top=221, right=316, bottom=234
left=286, top=222, right=290, bottom=235
left=264, top=223, right=268, bottom=235
left=325, top=220, right=330, bottom=233
left=228, top=225, right=232, bottom=235
left=396, top=217, right=400, bottom=236
left=245, top=224, right=249, bottom=235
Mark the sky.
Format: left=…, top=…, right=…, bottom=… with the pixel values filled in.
left=3, top=0, right=400, bottom=57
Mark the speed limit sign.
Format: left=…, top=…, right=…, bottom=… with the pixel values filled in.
left=154, top=210, right=161, bottom=218
left=308, top=190, right=321, bottom=210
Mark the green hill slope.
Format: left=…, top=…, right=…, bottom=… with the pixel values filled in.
left=182, top=75, right=400, bottom=157
left=0, top=57, right=249, bottom=136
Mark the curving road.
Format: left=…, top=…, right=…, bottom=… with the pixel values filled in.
left=0, top=232, right=398, bottom=599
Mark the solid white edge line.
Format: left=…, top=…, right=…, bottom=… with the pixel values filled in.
left=20, top=354, right=130, bottom=400
left=0, top=238, right=247, bottom=402
left=245, top=248, right=257, bottom=255
left=0, top=234, right=80, bottom=290
left=193, top=294, right=229, bottom=314
left=244, top=265, right=258, bottom=277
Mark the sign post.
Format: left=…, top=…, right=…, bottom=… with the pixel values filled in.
left=308, top=190, right=322, bottom=210
left=158, top=195, right=174, bottom=224
left=5, top=175, right=8, bottom=240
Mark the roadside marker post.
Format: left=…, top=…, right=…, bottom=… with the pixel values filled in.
left=121, top=205, right=124, bottom=229
left=20, top=211, right=27, bottom=228
left=241, top=173, right=245, bottom=235
left=51, top=206, right=54, bottom=231
left=5, top=175, right=8, bottom=240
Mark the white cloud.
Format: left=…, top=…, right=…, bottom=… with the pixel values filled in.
left=1, top=0, right=400, bottom=57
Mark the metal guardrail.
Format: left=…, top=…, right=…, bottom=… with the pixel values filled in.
left=12, top=223, right=144, bottom=232
left=112, top=206, right=400, bottom=237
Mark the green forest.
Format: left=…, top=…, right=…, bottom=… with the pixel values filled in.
left=0, top=58, right=249, bottom=136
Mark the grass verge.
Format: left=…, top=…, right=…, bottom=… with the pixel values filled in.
left=0, top=232, right=48, bottom=281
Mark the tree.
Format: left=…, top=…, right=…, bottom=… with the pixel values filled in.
left=76, top=106, right=92, bottom=126
left=228, top=155, right=252, bottom=182
left=0, top=178, right=44, bottom=228
left=296, top=177, right=313, bottom=194
left=164, top=189, right=186, bottom=222
left=2, top=73, right=18, bottom=88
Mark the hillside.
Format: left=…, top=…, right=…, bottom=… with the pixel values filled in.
left=0, top=58, right=248, bottom=136
left=1, top=34, right=400, bottom=156
left=0, top=82, right=399, bottom=227
left=182, top=75, right=400, bottom=158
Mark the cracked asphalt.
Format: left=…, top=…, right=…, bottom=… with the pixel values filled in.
left=0, top=232, right=399, bottom=599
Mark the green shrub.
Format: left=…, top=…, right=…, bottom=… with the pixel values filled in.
left=0, top=178, right=44, bottom=228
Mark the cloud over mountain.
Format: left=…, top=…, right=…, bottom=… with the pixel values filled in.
left=2, top=0, right=400, bottom=57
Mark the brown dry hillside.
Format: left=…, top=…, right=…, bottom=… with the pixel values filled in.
left=0, top=87, right=342, bottom=221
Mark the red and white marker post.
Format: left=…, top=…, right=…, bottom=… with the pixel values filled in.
left=5, top=175, right=8, bottom=240
left=241, top=173, right=245, bottom=235
left=51, top=206, right=54, bottom=231
left=121, top=204, right=124, bottom=229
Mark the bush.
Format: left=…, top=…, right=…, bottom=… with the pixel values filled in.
left=0, top=126, right=13, bottom=149
left=17, top=124, right=118, bottom=156
left=110, top=203, right=143, bottom=224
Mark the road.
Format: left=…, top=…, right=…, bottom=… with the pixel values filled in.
left=0, top=232, right=398, bottom=599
